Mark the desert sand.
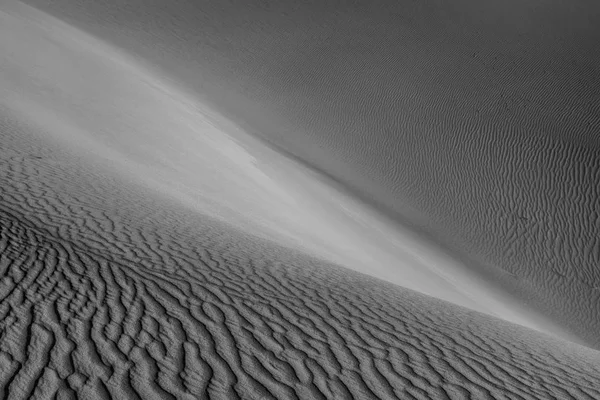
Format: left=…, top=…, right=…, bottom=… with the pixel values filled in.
left=1, top=0, right=600, bottom=398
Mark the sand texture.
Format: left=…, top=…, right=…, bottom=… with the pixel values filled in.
left=2, top=99, right=600, bottom=399
left=19, top=0, right=600, bottom=347
left=1, top=0, right=600, bottom=398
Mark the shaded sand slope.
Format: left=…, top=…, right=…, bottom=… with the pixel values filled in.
left=21, top=0, right=600, bottom=347
left=2, top=85, right=600, bottom=400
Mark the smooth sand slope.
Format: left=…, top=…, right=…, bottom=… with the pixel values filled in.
left=2, top=1, right=600, bottom=399
left=22, top=0, right=600, bottom=347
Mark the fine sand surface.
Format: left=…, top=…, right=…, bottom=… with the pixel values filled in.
left=21, top=0, right=600, bottom=348
left=2, top=1, right=600, bottom=399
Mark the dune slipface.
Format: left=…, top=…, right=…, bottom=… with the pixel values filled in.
left=21, top=0, right=600, bottom=347
left=2, top=0, right=600, bottom=399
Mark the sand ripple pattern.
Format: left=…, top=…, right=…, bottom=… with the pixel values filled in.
left=1, top=114, right=600, bottom=400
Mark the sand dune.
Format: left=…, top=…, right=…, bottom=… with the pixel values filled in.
left=2, top=85, right=600, bottom=399
left=1, top=1, right=561, bottom=331
left=2, top=0, right=600, bottom=398
left=22, top=0, right=600, bottom=347
left=2, top=69, right=600, bottom=400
